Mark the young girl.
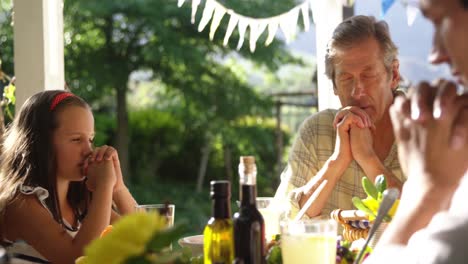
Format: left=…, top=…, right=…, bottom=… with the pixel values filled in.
left=0, top=90, right=137, bottom=263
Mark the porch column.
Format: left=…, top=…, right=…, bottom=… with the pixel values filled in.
left=13, top=0, right=64, bottom=110
left=314, top=1, right=353, bottom=110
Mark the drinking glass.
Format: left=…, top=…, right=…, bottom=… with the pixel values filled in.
left=280, top=219, right=337, bottom=264
left=135, top=204, right=175, bottom=227
left=256, top=197, right=281, bottom=242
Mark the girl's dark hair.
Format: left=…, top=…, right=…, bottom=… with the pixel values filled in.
left=0, top=90, right=91, bottom=230
left=463, top=0, right=468, bottom=9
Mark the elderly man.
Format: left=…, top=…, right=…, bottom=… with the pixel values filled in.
left=274, top=15, right=405, bottom=219
left=367, top=0, right=468, bottom=263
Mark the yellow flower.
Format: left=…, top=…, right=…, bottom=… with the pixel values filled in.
left=84, top=212, right=168, bottom=264
left=362, top=197, right=379, bottom=215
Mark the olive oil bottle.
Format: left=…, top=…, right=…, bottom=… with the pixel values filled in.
left=203, top=180, right=234, bottom=264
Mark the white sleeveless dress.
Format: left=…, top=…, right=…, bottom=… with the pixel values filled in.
left=5, top=185, right=80, bottom=264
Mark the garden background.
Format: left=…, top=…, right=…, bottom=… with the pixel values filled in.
left=0, top=0, right=316, bottom=235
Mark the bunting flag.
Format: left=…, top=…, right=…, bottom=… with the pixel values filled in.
left=178, top=0, right=421, bottom=53
left=381, top=0, right=396, bottom=17
left=405, top=4, right=419, bottom=26
left=179, top=0, right=313, bottom=52
left=191, top=0, right=201, bottom=24
left=401, top=0, right=420, bottom=26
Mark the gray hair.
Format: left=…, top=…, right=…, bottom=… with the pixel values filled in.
left=325, top=15, right=398, bottom=87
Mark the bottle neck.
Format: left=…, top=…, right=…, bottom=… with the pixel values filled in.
left=239, top=170, right=257, bottom=207
left=240, top=184, right=257, bottom=206
left=212, top=197, right=231, bottom=219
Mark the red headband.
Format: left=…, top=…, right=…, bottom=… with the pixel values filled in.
left=50, top=92, right=75, bottom=111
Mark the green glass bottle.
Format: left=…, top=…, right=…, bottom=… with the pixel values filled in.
left=204, top=180, right=234, bottom=264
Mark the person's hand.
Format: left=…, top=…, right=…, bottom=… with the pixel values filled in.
left=86, top=160, right=116, bottom=192
left=332, top=106, right=374, bottom=166
left=390, top=80, right=468, bottom=190
left=349, top=124, right=375, bottom=164
left=88, top=145, right=125, bottom=193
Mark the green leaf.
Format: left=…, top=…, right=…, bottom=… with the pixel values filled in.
left=266, top=244, right=282, bottom=264
left=362, top=177, right=378, bottom=200
left=273, top=234, right=281, bottom=242
left=374, top=175, right=387, bottom=194
left=352, top=197, right=376, bottom=218
left=145, top=222, right=189, bottom=252
left=4, top=83, right=15, bottom=105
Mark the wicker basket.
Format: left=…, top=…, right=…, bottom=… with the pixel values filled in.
left=330, top=209, right=369, bottom=242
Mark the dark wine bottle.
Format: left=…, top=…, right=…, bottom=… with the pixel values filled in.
left=233, top=156, right=265, bottom=264
left=203, top=180, right=234, bottom=264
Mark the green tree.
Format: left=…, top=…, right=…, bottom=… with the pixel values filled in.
left=0, top=1, right=12, bottom=57
left=0, top=1, right=15, bottom=132
left=63, top=0, right=302, bottom=181
left=0, top=0, right=14, bottom=78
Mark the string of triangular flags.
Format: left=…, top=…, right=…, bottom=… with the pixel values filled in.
left=177, top=0, right=420, bottom=52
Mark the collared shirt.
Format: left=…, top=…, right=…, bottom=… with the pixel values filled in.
left=367, top=174, right=468, bottom=264
left=273, top=109, right=405, bottom=219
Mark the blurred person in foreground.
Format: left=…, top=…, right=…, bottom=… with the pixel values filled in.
left=274, top=15, right=405, bottom=219
left=367, top=0, right=468, bottom=263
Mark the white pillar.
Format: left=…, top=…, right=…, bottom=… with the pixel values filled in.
left=13, top=0, right=64, bottom=110
left=313, top=0, right=345, bottom=111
